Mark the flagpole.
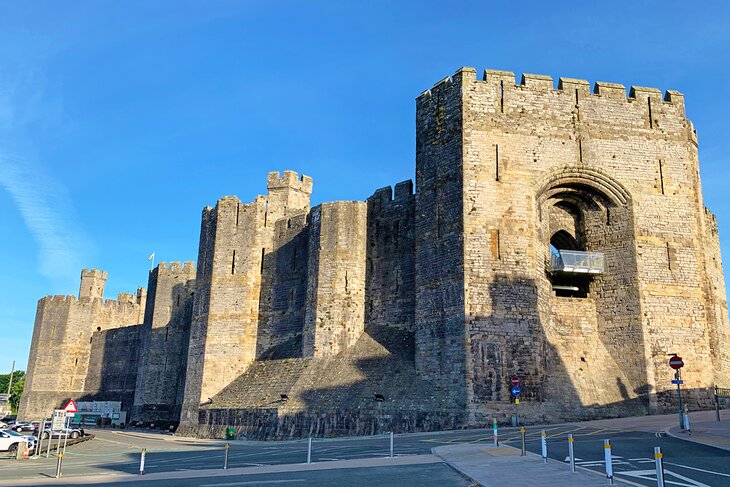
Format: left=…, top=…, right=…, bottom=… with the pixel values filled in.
left=148, top=252, right=155, bottom=271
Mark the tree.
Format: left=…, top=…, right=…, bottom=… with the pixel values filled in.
left=0, top=370, right=26, bottom=414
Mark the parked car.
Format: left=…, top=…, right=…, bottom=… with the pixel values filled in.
left=0, top=429, right=36, bottom=455
left=39, top=426, right=85, bottom=440
left=13, top=422, right=39, bottom=432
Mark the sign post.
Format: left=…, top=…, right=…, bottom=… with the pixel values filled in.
left=511, top=377, right=521, bottom=426
left=669, top=355, right=684, bottom=431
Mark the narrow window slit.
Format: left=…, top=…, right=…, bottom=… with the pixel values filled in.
left=345, top=271, right=349, bottom=293
left=499, top=81, right=504, bottom=113
left=578, top=139, right=583, bottom=163
left=260, top=248, right=265, bottom=273
left=497, top=229, right=502, bottom=260
left=235, top=204, right=240, bottom=226
left=495, top=144, right=500, bottom=181
left=666, top=242, right=672, bottom=270
left=648, top=97, right=654, bottom=129
left=659, top=159, right=665, bottom=195
left=436, top=204, right=442, bottom=239
left=231, top=250, right=236, bottom=274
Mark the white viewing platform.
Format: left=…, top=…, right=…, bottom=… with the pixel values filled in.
left=549, top=250, right=606, bottom=274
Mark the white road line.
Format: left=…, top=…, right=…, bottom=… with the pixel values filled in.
left=200, top=479, right=306, bottom=486
left=664, top=462, right=730, bottom=478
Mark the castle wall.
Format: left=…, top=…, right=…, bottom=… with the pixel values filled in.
left=417, top=67, right=727, bottom=421
left=181, top=171, right=312, bottom=424
left=19, top=271, right=145, bottom=420
left=414, top=73, right=468, bottom=407
left=303, top=201, right=367, bottom=358
left=133, top=262, right=196, bottom=422
left=702, top=208, right=730, bottom=386
left=82, top=325, right=142, bottom=410
left=366, top=181, right=416, bottom=332
left=257, top=214, right=309, bottom=359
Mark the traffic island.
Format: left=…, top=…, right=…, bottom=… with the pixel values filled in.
left=432, top=443, right=631, bottom=487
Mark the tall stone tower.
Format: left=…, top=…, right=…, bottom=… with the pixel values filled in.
left=415, top=67, right=729, bottom=421
left=79, top=269, right=107, bottom=300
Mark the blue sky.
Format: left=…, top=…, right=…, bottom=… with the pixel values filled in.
left=1, top=1, right=728, bottom=372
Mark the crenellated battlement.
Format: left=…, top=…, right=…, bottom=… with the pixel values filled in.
left=418, top=67, right=688, bottom=120
left=155, top=261, right=197, bottom=273
left=81, top=269, right=108, bottom=279
left=268, top=170, right=313, bottom=195
left=367, top=180, right=414, bottom=213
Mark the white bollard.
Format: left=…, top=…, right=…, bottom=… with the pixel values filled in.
left=541, top=430, right=547, bottom=463
left=654, top=447, right=665, bottom=487
left=389, top=431, right=394, bottom=458
left=568, top=434, right=575, bottom=473
left=139, top=449, right=146, bottom=475
left=604, top=439, right=613, bottom=485
left=683, top=407, right=691, bottom=434
left=493, top=419, right=498, bottom=447
left=307, top=437, right=312, bottom=464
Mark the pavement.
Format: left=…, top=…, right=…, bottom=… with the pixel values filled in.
left=2, top=409, right=730, bottom=486
left=433, top=443, right=628, bottom=486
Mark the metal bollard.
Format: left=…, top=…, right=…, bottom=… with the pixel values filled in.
left=654, top=447, right=665, bottom=487
left=55, top=453, right=63, bottom=478
left=541, top=430, right=547, bottom=463
left=389, top=431, right=394, bottom=458
left=224, top=443, right=230, bottom=469
left=604, top=440, right=613, bottom=485
left=568, top=434, right=575, bottom=473
left=492, top=419, right=498, bottom=447
left=520, top=427, right=526, bottom=456
left=139, top=449, right=146, bottom=475
left=683, top=407, right=691, bottom=434
left=307, top=437, right=312, bottom=464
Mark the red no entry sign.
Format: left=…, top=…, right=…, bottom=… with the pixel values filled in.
left=669, top=355, right=684, bottom=370
left=511, top=376, right=521, bottom=386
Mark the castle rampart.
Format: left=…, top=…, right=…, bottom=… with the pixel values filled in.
left=21, top=67, right=729, bottom=438
left=19, top=270, right=146, bottom=420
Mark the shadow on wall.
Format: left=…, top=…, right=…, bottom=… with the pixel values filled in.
left=79, top=325, right=142, bottom=411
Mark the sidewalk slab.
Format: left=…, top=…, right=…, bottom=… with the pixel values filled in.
left=433, top=444, right=633, bottom=487
left=665, top=408, right=730, bottom=451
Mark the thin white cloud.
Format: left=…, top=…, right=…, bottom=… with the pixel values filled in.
left=0, top=70, right=94, bottom=285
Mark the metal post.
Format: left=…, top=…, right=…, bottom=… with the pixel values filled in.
left=568, top=434, right=575, bottom=473
left=492, top=419, right=498, bottom=447
left=540, top=430, right=547, bottom=463
left=676, top=370, right=684, bottom=431
left=683, top=407, right=691, bottom=434
left=654, top=447, right=665, bottom=487
left=54, top=453, right=63, bottom=478
left=35, top=420, right=44, bottom=459
left=62, top=416, right=70, bottom=454
left=520, top=427, right=526, bottom=456
left=224, top=443, right=229, bottom=469
left=389, top=431, right=394, bottom=458
left=604, top=439, right=613, bottom=485
left=715, top=386, right=721, bottom=422
left=307, top=437, right=312, bottom=464
left=139, top=449, right=146, bottom=475
left=45, top=429, right=51, bottom=458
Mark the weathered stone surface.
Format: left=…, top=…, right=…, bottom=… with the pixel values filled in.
left=20, top=68, right=730, bottom=438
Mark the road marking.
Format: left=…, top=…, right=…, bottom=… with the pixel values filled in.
left=617, top=469, right=712, bottom=487
left=664, top=462, right=730, bottom=478
left=200, top=480, right=306, bottom=486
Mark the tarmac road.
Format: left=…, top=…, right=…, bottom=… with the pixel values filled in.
left=2, top=413, right=729, bottom=486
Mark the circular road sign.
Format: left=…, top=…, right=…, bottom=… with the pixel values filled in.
left=511, top=386, right=522, bottom=397
left=511, top=376, right=521, bottom=386
left=669, top=355, right=684, bottom=370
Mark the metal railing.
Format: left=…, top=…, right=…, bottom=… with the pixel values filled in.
left=549, top=250, right=606, bottom=274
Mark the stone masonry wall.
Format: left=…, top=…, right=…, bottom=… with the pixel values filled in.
left=19, top=271, right=145, bottom=420
left=366, top=181, right=416, bottom=332
left=303, top=202, right=367, bottom=358
left=133, top=261, right=196, bottom=422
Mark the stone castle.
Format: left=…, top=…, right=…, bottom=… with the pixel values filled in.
left=19, top=67, right=730, bottom=438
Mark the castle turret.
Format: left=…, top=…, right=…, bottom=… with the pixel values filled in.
left=79, top=269, right=107, bottom=300
left=266, top=170, right=313, bottom=222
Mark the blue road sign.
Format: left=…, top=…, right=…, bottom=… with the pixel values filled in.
left=511, top=386, right=522, bottom=397
left=671, top=379, right=684, bottom=385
